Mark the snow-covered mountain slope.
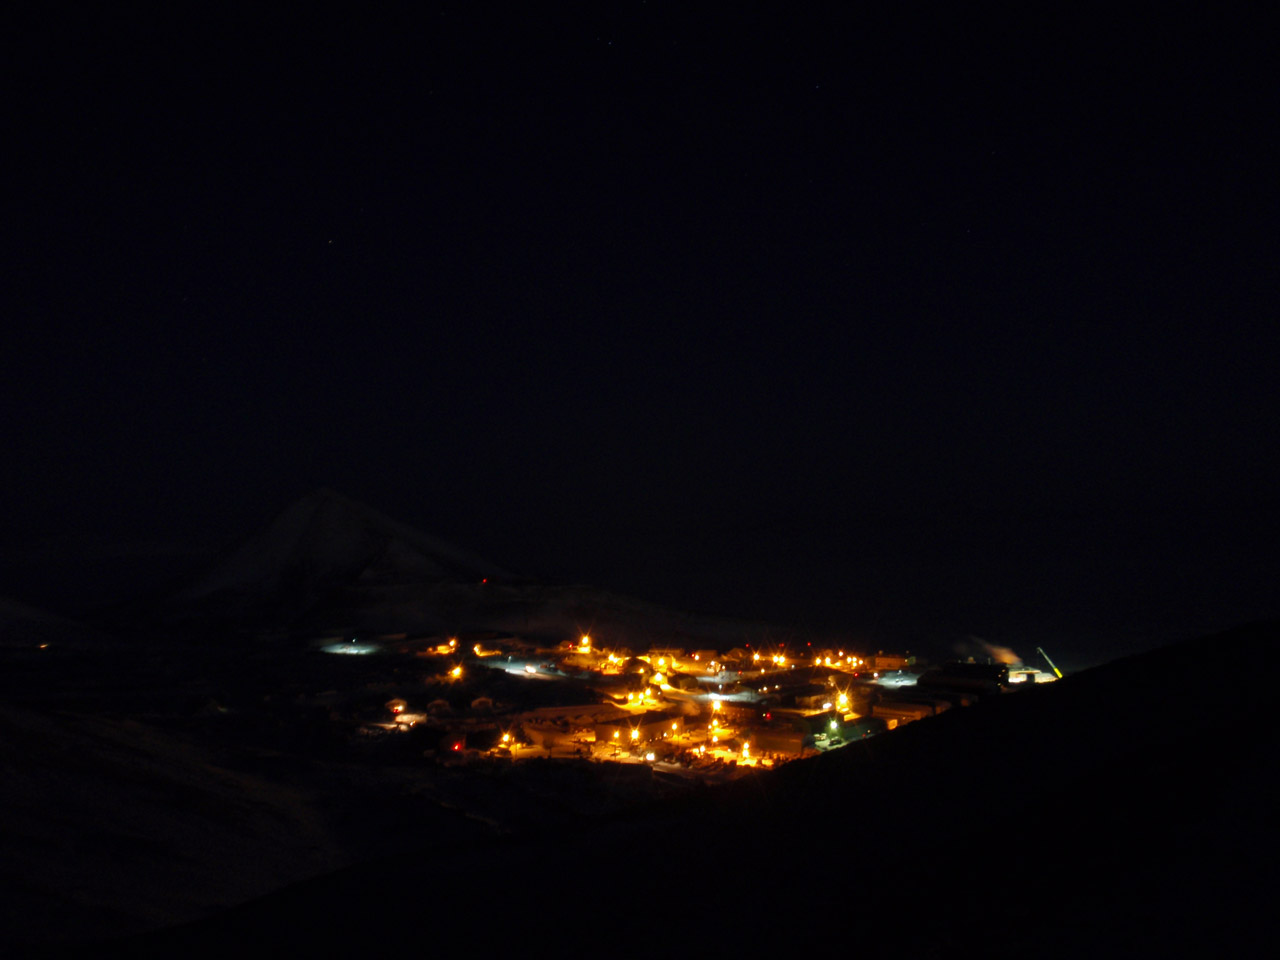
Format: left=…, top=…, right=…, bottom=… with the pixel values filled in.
left=159, top=489, right=507, bottom=624
left=144, top=490, right=780, bottom=647
left=0, top=597, right=112, bottom=649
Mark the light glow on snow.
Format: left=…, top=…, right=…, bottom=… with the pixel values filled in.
left=321, top=641, right=380, bottom=655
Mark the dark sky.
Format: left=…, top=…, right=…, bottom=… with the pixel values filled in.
left=4, top=4, right=1277, bottom=666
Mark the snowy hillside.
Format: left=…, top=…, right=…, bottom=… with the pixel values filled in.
left=160, top=489, right=507, bottom=624
left=0, top=597, right=111, bottom=649
left=148, top=490, right=780, bottom=647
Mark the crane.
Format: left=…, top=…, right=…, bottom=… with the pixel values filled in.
left=1036, top=646, right=1064, bottom=679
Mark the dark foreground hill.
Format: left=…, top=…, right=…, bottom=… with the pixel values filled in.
left=112, top=619, right=1274, bottom=958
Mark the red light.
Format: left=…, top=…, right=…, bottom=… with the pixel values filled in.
left=452, top=742, right=461, bottom=751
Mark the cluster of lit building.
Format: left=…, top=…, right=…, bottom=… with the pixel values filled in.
left=372, top=633, right=911, bottom=766
left=340, top=629, right=1054, bottom=769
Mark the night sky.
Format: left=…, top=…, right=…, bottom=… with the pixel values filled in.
left=5, top=4, right=1276, bottom=667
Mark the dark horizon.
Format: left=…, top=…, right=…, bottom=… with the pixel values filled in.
left=5, top=6, right=1276, bottom=672
left=4, top=483, right=1272, bottom=676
